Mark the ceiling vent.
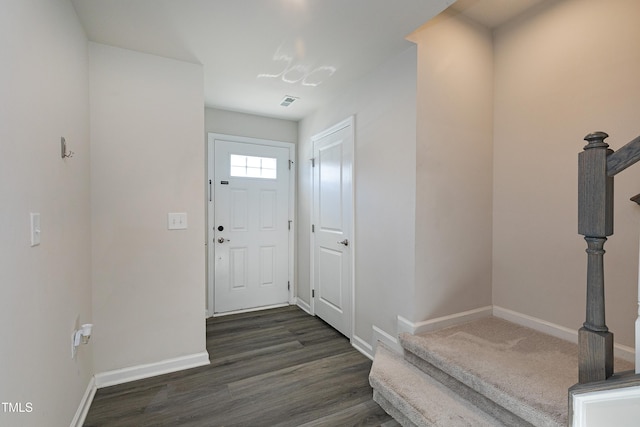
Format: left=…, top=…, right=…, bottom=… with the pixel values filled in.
left=280, top=95, right=299, bottom=107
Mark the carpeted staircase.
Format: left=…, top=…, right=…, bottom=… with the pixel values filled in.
left=369, top=316, right=634, bottom=427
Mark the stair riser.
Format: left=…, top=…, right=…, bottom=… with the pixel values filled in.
left=370, top=344, right=507, bottom=427
left=400, top=332, right=564, bottom=427
left=372, top=390, right=420, bottom=427
left=403, top=350, right=533, bottom=427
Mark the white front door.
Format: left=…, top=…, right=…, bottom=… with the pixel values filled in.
left=212, top=138, right=291, bottom=314
left=312, top=118, right=354, bottom=338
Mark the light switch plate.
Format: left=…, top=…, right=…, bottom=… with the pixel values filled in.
left=30, top=213, right=41, bottom=246
left=168, top=212, right=187, bottom=230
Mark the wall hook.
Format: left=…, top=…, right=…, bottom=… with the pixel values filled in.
left=61, top=137, right=74, bottom=159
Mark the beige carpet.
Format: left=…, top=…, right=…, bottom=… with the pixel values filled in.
left=370, top=343, right=505, bottom=426
left=400, top=317, right=634, bottom=426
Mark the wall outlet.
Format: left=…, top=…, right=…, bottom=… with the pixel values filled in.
left=30, top=213, right=41, bottom=246
left=168, top=212, right=187, bottom=230
left=71, top=331, right=78, bottom=359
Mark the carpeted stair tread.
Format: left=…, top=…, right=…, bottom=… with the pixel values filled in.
left=400, top=316, right=634, bottom=427
left=370, top=343, right=506, bottom=426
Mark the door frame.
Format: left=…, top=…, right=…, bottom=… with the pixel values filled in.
left=206, top=133, right=296, bottom=317
left=309, top=116, right=355, bottom=339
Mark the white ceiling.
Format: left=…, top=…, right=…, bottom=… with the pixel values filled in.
left=71, top=0, right=544, bottom=121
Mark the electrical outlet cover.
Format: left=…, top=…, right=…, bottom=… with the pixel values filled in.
left=30, top=213, right=41, bottom=246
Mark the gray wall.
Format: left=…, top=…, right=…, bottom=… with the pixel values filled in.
left=298, top=46, right=418, bottom=349
left=412, top=11, right=495, bottom=321
left=90, top=43, right=207, bottom=372
left=205, top=108, right=298, bottom=144
left=0, top=0, right=93, bottom=425
left=492, top=0, right=640, bottom=347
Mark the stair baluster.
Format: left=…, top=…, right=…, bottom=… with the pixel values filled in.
left=577, top=132, right=614, bottom=383
left=577, top=132, right=640, bottom=383
left=632, top=193, right=640, bottom=374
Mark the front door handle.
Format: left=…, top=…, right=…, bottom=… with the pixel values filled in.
left=338, top=239, right=349, bottom=247
left=218, top=237, right=230, bottom=244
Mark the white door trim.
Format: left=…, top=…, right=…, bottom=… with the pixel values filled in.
left=206, top=133, right=296, bottom=317
left=309, top=116, right=355, bottom=340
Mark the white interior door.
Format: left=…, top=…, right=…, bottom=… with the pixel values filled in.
left=213, top=139, right=290, bottom=314
left=312, top=118, right=353, bottom=338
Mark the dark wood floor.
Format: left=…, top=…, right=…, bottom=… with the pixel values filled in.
left=84, top=306, right=397, bottom=426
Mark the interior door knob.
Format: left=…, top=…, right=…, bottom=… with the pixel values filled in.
left=218, top=237, right=229, bottom=243
left=338, top=239, right=349, bottom=246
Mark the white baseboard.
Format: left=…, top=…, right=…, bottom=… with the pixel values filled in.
left=70, top=376, right=96, bottom=427
left=373, top=325, right=402, bottom=355
left=352, top=334, right=374, bottom=360
left=397, top=315, right=415, bottom=336
left=493, top=306, right=635, bottom=363
left=94, top=351, right=210, bottom=388
left=616, top=343, right=636, bottom=364
left=395, top=305, right=637, bottom=363
left=296, top=298, right=312, bottom=315
left=493, top=306, right=578, bottom=342
left=352, top=326, right=401, bottom=361
left=398, top=306, right=493, bottom=336
left=213, top=303, right=289, bottom=317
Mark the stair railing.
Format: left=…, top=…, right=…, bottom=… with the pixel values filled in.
left=577, top=131, right=640, bottom=384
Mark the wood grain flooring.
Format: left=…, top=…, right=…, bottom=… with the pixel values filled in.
left=84, top=306, right=398, bottom=426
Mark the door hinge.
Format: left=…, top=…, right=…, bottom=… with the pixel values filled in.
left=288, top=220, right=292, bottom=230
left=289, top=160, right=294, bottom=170
left=312, top=289, right=315, bottom=298
left=312, top=224, right=315, bottom=233
left=310, top=158, right=315, bottom=167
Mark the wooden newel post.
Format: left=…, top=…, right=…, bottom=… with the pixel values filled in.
left=577, top=131, right=614, bottom=383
